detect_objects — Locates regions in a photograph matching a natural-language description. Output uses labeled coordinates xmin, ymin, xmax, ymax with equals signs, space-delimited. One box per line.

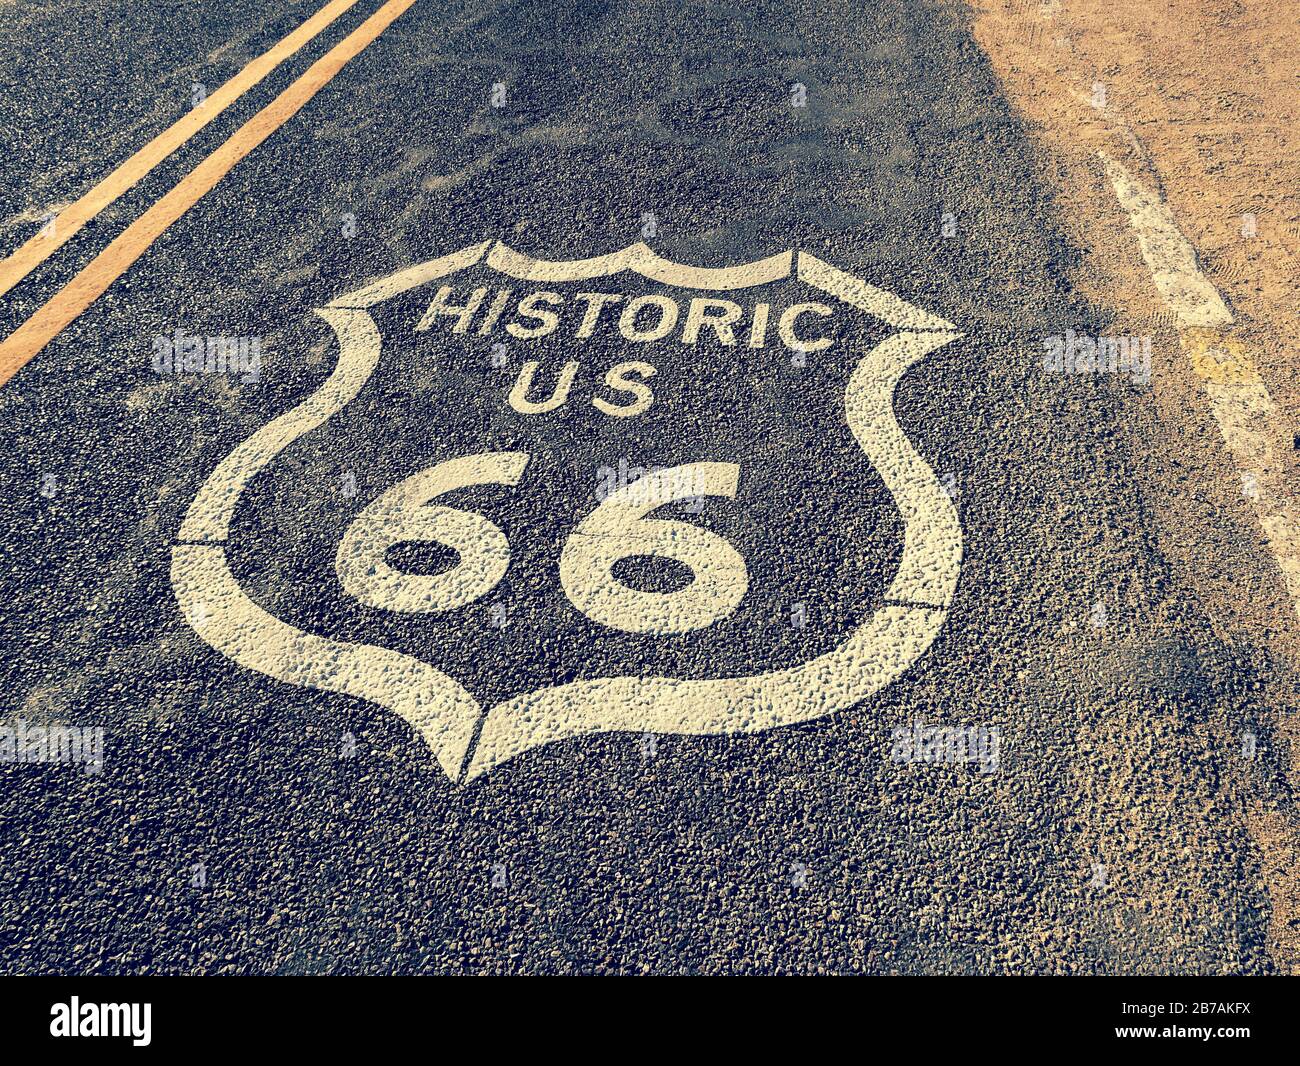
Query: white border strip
xmin=1101 ymin=151 xmax=1300 ymax=620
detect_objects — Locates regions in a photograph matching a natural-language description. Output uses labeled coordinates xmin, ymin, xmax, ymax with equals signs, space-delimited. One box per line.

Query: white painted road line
xmin=1101 ymin=150 xmax=1300 ymax=621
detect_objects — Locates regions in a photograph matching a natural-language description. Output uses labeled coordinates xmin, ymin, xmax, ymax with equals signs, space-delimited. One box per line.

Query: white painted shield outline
xmin=171 ymin=241 xmax=963 ymax=782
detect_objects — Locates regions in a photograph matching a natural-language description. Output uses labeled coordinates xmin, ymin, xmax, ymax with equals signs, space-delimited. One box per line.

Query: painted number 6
xmin=335 ymin=452 xmax=748 ymax=635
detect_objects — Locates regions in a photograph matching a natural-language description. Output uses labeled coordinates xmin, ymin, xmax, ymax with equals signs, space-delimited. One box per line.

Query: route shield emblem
xmin=171 ymin=241 xmax=963 ymax=782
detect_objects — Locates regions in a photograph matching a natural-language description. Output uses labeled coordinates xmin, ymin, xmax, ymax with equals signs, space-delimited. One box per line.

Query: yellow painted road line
xmin=0 ymin=0 xmax=420 ymax=390
xmin=0 ymin=0 xmax=363 ymax=302
xmin=1101 ymin=151 xmax=1300 ymax=622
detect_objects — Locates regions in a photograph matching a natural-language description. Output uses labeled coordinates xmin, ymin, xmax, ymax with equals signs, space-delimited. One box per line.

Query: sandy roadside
xmin=971 ymin=0 xmax=1300 ymax=973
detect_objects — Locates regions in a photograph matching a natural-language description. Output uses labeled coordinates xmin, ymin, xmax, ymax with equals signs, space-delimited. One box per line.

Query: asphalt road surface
xmin=0 ymin=0 xmax=1291 ymax=974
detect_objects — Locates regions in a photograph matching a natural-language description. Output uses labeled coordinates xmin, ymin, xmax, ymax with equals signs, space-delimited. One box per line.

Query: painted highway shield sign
xmin=171 ymin=241 xmax=963 ymax=782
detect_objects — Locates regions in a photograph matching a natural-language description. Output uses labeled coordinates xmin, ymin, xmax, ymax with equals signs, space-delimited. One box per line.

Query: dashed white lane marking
xmin=1101 ymin=150 xmax=1300 ymax=621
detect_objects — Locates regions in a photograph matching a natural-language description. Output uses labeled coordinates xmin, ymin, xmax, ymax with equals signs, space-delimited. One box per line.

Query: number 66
xmin=335 ymin=452 xmax=748 ymax=634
